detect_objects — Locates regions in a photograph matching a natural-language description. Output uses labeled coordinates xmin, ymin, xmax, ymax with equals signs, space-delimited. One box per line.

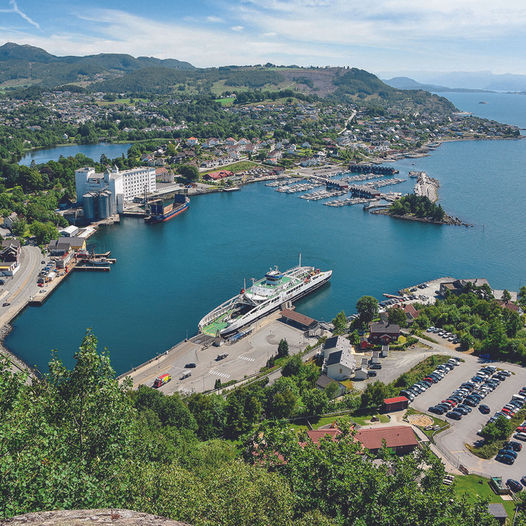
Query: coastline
xmin=371 ymin=208 xmax=472 ymax=227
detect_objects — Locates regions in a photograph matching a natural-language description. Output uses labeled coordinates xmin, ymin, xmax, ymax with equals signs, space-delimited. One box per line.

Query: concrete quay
xmin=120 ymin=311 xmax=317 ymax=395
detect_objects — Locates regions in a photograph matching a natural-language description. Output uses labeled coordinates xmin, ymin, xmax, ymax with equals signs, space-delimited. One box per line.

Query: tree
xmin=519 ymin=286 xmax=526 ymax=309
xmin=356 ymin=295 xmax=378 ymax=324
xmin=325 ymin=381 xmax=340 ymax=400
xmin=361 ymin=380 xmax=389 ymax=409
xmin=332 ymin=311 xmax=347 ymax=335
xmin=11 ymin=218 xmax=27 ymax=237
xmin=501 ymin=289 xmax=512 ymax=302
xmin=178 ymin=164 xmax=199 ymax=182
xmin=388 ymin=306 xmax=407 ymax=328
xmin=302 ymin=388 xmax=328 ymax=416
xmin=282 ymin=355 xmax=302 ymax=377
xmin=277 ymin=338 xmax=289 ymax=358
xmin=29 ymin=221 xmax=58 ymax=245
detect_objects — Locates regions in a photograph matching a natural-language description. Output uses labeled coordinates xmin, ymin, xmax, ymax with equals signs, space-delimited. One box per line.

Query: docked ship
xmin=145 ymin=194 xmax=189 ymax=223
xmin=198 ymin=259 xmax=332 ymax=338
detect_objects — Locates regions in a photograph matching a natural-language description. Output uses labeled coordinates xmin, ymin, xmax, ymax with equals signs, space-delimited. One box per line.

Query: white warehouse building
xmin=75 ymin=166 xmax=156 ymax=214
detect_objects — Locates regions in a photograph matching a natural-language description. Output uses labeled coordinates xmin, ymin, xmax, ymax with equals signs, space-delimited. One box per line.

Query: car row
xmin=429 ymin=365 xmax=505 ymax=419
xmin=401 ymin=357 xmax=460 ymax=402
xmin=426 ymin=327 xmax=460 ymax=344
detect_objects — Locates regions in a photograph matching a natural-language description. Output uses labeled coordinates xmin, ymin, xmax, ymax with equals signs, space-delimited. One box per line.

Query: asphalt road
xmin=0 ymin=245 xmax=43 ymax=328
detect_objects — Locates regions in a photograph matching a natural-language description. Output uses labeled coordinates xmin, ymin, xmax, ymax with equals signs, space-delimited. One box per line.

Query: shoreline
xmin=371 ymin=208 xmax=472 ymax=227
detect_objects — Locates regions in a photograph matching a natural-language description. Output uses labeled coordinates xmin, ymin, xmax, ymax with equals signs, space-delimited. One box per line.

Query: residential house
xmin=355 ymin=425 xmax=418 ymax=455
xmin=315 ymin=374 xmax=346 ymax=397
xmin=3 ymin=212 xmax=18 ymax=230
xmin=369 ymin=322 xmax=400 ymax=343
xmin=0 ymin=239 xmax=21 ymax=275
xmin=186 ymin=137 xmax=199 ymax=146
xmin=325 ymin=348 xmax=356 ymax=381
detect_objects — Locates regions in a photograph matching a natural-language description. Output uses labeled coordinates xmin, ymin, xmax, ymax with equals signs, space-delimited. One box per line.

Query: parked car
xmin=370 ymin=363 xmax=382 ymax=370
xmin=446 ymin=411 xmax=462 ymax=420
xmin=180 ymin=372 xmax=191 ymax=380
xmin=507 ymin=479 xmax=523 ymax=492
xmin=185 ymin=362 xmax=197 ymax=368
xmin=479 ymin=404 xmax=490 ymax=414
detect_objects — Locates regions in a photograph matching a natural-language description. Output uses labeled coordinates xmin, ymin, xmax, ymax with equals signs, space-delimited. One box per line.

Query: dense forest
xmin=0 ymin=332 xmax=518 ymax=525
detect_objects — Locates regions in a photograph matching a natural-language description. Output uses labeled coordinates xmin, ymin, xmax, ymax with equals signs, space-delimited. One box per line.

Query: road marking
xmin=210 ymin=370 xmax=231 ymax=379
xmin=239 ymin=355 xmax=255 ymax=362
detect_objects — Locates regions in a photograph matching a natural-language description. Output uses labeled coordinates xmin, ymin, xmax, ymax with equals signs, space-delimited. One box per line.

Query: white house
xmin=323 ymin=336 xmax=353 ymax=360
xmin=325 ymin=348 xmax=356 ymax=381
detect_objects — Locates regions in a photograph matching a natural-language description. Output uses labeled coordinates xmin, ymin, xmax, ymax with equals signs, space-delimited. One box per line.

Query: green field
xmin=203 ymin=160 xmax=259 ymax=174
xmin=214 ymin=97 xmax=235 ymax=106
xmin=453 ymin=474 xmax=516 ymax=518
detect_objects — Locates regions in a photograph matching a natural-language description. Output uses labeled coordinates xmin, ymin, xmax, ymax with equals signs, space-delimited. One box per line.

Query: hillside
xmin=0 ymin=42 xmax=194 ymax=88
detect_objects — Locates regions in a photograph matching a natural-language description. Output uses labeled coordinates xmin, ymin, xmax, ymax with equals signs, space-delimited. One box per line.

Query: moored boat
xmin=198 ymin=258 xmax=332 ymax=338
xmin=146 ymin=194 xmax=189 ymax=223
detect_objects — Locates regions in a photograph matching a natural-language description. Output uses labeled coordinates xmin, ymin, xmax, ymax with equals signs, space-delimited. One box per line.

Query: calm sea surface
xmin=6 ymin=93 xmax=526 ymax=373
xmin=19 ymin=143 xmax=131 ymax=166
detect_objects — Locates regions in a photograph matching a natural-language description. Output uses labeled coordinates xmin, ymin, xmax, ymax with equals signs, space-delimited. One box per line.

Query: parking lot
xmin=411 ymin=357 xmax=526 ymax=480
xmin=125 ymin=317 xmax=317 ymax=395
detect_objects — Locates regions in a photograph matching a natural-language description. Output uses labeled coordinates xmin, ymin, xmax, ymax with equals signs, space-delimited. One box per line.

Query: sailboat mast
xmin=299 ymin=252 xmax=302 ymax=268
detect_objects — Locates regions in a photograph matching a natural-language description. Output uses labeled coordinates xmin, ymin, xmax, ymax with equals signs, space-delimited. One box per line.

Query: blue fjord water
xmin=20 ymin=142 xmax=131 ymax=166
xmin=6 ymin=93 xmax=526 ymax=374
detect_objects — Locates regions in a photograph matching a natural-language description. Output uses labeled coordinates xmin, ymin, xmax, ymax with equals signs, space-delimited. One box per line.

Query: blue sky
xmin=1 ymin=0 xmax=526 ymax=74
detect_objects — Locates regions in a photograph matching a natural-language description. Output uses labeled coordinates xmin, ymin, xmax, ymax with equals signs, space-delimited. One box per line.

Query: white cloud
xmin=0 ymin=0 xmax=40 ymax=29
xmin=0 ymin=3 xmax=525 ymax=73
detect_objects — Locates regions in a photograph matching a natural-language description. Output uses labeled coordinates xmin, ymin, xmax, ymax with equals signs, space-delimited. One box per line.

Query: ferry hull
xmin=219 ymin=274 xmax=331 ymax=337
xmin=146 ymin=201 xmax=189 ymax=223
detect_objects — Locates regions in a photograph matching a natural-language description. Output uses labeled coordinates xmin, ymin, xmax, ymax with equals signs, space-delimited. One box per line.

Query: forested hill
xmin=0 ymin=42 xmax=195 ymax=88
xmin=0 ymin=43 xmax=455 ymax=112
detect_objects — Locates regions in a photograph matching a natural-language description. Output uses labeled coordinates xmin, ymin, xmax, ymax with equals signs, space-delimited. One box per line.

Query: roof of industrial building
xmin=355 ymin=426 xmax=418 ymax=451
xmin=488 ymin=503 xmax=507 ymax=519
xmin=280 ymin=308 xmax=317 ymax=327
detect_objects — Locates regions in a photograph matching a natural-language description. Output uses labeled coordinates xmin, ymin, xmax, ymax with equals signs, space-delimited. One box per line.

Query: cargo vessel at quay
xmin=199 ymin=259 xmax=332 ymax=337
xmin=145 ymin=194 xmax=189 ymax=223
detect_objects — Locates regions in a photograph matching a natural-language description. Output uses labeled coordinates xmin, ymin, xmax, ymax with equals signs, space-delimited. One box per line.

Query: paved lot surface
xmin=126 ymin=317 xmax=316 ymax=395
xmin=412 ymin=356 xmax=526 ymax=479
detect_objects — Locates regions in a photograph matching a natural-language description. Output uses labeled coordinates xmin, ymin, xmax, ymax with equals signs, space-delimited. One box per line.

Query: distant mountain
xmin=383 ymin=77 xmax=448 ymax=91
xmin=380 ymin=70 xmax=526 ymax=92
xmin=0 ymin=42 xmax=195 ymax=88
xmin=383 ymin=76 xmax=492 ymax=93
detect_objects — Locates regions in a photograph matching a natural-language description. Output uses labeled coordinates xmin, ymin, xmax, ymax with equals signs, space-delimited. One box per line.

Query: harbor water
xmin=6 ymin=92 xmax=526 ymax=374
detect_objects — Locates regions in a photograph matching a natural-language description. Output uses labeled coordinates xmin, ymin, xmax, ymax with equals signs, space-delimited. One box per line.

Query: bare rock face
xmin=1 ymin=509 xmax=191 ymax=526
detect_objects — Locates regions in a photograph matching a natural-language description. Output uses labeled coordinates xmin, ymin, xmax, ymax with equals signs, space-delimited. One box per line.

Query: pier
xmin=348 ymin=163 xmax=399 ymax=175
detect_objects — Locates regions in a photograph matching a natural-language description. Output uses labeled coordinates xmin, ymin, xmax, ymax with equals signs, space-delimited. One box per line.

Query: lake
xmin=6 ymin=92 xmax=526 ymax=374
xmin=19 ymin=143 xmax=131 ymax=166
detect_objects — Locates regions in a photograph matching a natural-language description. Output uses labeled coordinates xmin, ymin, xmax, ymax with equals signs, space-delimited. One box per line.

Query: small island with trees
xmin=373 ymin=194 xmax=469 ymax=226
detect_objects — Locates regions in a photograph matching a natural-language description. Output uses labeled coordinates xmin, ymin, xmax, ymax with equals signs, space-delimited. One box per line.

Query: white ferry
xmin=198 ymin=258 xmax=332 ymax=338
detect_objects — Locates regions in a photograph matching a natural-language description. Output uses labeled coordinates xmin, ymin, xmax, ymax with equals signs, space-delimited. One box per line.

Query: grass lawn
xmin=351 ymin=414 xmax=390 ymax=425
xmin=203 ymin=160 xmax=258 ymax=174
xmin=453 ymin=474 xmax=516 ymax=518
xmin=214 ymin=97 xmax=234 ymax=106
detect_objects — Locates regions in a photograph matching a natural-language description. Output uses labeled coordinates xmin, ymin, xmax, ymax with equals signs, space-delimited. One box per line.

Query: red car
xmin=446 ymin=400 xmax=457 ymax=407
xmin=502 ymin=408 xmax=514 ymax=415
xmin=516 ymin=426 xmax=526 ymax=433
